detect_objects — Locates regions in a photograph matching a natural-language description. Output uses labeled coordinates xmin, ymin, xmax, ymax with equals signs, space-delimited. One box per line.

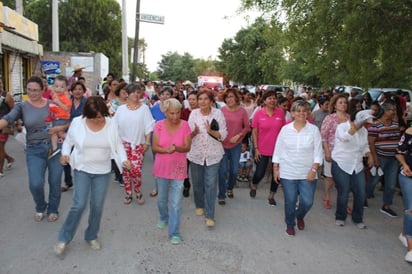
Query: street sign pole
xmin=131 ymin=0 xmax=141 ymax=82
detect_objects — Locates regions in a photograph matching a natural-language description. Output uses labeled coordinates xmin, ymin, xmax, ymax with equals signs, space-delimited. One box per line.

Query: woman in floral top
xmin=187 ymin=88 xmax=227 ymax=228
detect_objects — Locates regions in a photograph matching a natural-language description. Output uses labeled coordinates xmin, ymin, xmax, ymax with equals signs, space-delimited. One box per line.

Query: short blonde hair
xmin=161 ymin=98 xmax=182 ymax=113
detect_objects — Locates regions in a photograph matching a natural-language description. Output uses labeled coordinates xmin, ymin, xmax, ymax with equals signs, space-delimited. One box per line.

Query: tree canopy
xmin=240 ymin=0 xmax=412 ymax=88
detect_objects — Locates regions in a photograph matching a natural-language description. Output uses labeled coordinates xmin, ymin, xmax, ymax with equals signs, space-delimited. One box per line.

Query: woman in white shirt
xmin=54 ymin=96 xmax=130 ymax=256
xmin=332 ymin=109 xmax=373 ymax=229
xmin=273 ymin=100 xmax=323 ymax=237
xmin=114 ymin=83 xmax=155 ymax=205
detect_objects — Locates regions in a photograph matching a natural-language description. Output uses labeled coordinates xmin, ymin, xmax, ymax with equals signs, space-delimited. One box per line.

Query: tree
xmin=21 ymin=0 xmax=123 ymax=77
xmin=241 ymin=0 xmax=412 ymax=88
xmin=218 ymin=17 xmax=284 ymax=85
xmin=156 ymin=52 xmax=197 ymax=82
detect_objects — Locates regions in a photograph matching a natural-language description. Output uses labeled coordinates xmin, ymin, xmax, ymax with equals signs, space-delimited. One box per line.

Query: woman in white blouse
xmin=332 ymin=109 xmax=373 ymax=229
xmin=187 ymin=88 xmax=227 ymax=228
xmin=54 ymin=96 xmax=130 ymax=256
xmin=273 ymin=100 xmax=323 ymax=237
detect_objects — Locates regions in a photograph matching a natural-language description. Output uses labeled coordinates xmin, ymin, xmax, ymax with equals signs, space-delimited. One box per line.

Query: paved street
xmin=0 ymin=137 xmax=410 ymax=273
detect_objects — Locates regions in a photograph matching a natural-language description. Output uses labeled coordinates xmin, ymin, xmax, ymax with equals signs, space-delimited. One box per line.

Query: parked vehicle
xmin=367 ymin=88 xmax=412 ymax=122
xmin=335 ymin=85 xmax=363 ymax=95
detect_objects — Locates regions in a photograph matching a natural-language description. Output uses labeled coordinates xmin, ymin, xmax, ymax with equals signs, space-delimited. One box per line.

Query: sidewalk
xmin=0 ymin=137 xmax=410 ymax=273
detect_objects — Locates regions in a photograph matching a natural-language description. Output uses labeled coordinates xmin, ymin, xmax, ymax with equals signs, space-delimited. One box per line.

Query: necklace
xmin=127 ymin=103 xmax=140 ymax=110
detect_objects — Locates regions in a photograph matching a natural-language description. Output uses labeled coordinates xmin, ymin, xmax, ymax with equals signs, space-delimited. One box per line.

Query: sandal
xmin=136 ymin=193 xmax=145 ymax=205
xmin=47 ymin=213 xmax=59 ymax=222
xmin=227 ymin=190 xmax=234 ymax=199
xmin=6 ymin=160 xmax=14 ymax=170
xmin=34 ymin=212 xmax=44 ymax=222
xmin=149 ymin=189 xmax=158 ymax=197
xmin=123 ymin=196 xmax=133 ymax=205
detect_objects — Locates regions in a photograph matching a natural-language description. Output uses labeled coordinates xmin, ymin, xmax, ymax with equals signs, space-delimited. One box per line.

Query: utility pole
xmin=15 ymin=0 xmax=23 ymax=14
xmin=121 ymin=0 xmax=129 ymax=82
xmin=131 ymin=0 xmax=141 ymax=82
xmin=52 ymin=0 xmax=59 ymax=52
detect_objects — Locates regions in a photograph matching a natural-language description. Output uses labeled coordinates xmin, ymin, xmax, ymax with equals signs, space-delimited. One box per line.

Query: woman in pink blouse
xmin=320 ymin=94 xmax=349 ymax=209
xmin=218 ymin=88 xmax=250 ymax=204
xmin=152 ymin=98 xmax=191 ymax=245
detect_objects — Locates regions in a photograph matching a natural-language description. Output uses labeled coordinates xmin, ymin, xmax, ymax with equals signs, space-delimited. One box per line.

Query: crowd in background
xmin=0 ymin=70 xmax=410 ymax=262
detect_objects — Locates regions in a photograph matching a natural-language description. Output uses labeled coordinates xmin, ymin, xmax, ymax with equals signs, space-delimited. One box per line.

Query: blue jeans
xmin=332 ymin=161 xmax=365 ymax=223
xmin=26 ymin=142 xmax=63 ymax=214
xmin=366 ymin=156 xmax=398 ymax=206
xmin=398 ymin=173 xmax=412 ymax=237
xmin=156 ymin=177 xmax=184 ymax=238
xmin=59 ymin=170 xmax=110 ymax=243
xmin=281 ymin=178 xmax=317 ymax=227
xmin=190 ymin=161 xmax=220 ymax=219
xmin=252 ymin=155 xmax=279 ymax=193
xmin=218 ymin=143 xmax=241 ymax=198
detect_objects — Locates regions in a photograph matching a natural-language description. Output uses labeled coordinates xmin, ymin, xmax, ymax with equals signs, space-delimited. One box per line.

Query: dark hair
xmin=278 ymin=96 xmax=288 ymax=105
xmin=160 ymin=86 xmax=173 ymax=95
xmin=262 ymin=90 xmax=277 ymax=101
xmin=27 ymin=76 xmax=43 ymax=90
xmin=54 ymin=75 xmax=68 ymax=86
xmin=114 ymin=82 xmax=128 ymax=97
xmin=70 ymin=81 xmax=86 ymax=93
xmin=223 ymin=88 xmax=241 ymax=104
xmin=83 ymin=96 xmax=110 ymax=118
xmin=78 ymin=76 xmax=86 ymax=81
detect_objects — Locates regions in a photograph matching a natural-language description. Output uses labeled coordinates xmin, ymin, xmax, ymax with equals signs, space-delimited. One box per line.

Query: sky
xmin=117 ymin=0 xmax=259 ymax=72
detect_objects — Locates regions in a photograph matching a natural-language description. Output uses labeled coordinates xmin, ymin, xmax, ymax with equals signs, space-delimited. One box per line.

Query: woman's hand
xmin=306 ymin=169 xmax=316 ymax=182
xmin=273 ymin=170 xmax=280 ymax=184
xmin=165 ymin=144 xmax=176 ymax=154
xmin=229 ymin=134 xmax=241 ymax=144
xmin=191 ymin=124 xmax=199 ymax=138
xmin=143 ymin=143 xmax=150 ymax=153
xmin=60 ymin=155 xmax=70 ymax=165
xmin=122 ymin=160 xmax=131 ymax=170
xmin=402 ymin=165 xmax=412 ymax=177
xmin=254 ymin=148 xmax=261 ymax=162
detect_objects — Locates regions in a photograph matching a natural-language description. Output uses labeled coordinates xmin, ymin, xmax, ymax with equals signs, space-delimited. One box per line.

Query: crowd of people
xmin=0 ymin=73 xmax=410 ymax=262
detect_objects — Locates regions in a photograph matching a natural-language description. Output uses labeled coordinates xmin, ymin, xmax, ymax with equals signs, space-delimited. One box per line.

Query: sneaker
xmin=195 ymin=208 xmax=204 ymax=216
xmin=268 ymin=198 xmax=276 ymax=206
xmin=356 ymin=222 xmax=367 ymax=229
xmin=205 ymin=218 xmax=215 ymax=227
xmin=170 ymin=236 xmax=181 ymax=245
xmin=218 ymin=199 xmax=226 ymax=206
xmin=285 ymin=226 xmax=295 ymax=237
xmin=236 ymin=175 xmax=243 ymax=181
xmin=119 ymin=182 xmax=124 ymax=187
xmin=380 ymin=206 xmax=398 ymax=217
xmin=297 ymin=218 xmax=305 ymax=230
xmin=399 ymin=233 xmax=408 ymax=248
xmin=48 ymin=148 xmax=61 ymax=159
xmin=88 ymin=239 xmax=101 ymax=250
xmin=54 ymin=242 xmax=66 ymax=256
xmin=335 ymin=220 xmax=345 ymax=226
xmin=405 ymin=250 xmax=412 ymax=263
xmin=157 ymin=220 xmax=167 ymax=229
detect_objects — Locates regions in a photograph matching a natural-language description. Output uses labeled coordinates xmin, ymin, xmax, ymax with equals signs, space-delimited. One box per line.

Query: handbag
xmin=208 ymin=118 xmax=220 ymax=141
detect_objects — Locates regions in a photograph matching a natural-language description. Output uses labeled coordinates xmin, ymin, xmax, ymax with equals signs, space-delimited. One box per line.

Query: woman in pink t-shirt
xmin=152 ymin=98 xmax=192 ymax=245
xmin=250 ymin=90 xmax=286 ymax=205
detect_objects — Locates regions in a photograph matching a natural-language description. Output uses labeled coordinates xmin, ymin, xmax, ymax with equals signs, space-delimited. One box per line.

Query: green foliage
xmin=241 ymin=0 xmax=412 ymax=88
xmin=23 ymin=0 xmax=123 ymax=77
xmin=156 ymin=52 xmax=198 ymax=82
